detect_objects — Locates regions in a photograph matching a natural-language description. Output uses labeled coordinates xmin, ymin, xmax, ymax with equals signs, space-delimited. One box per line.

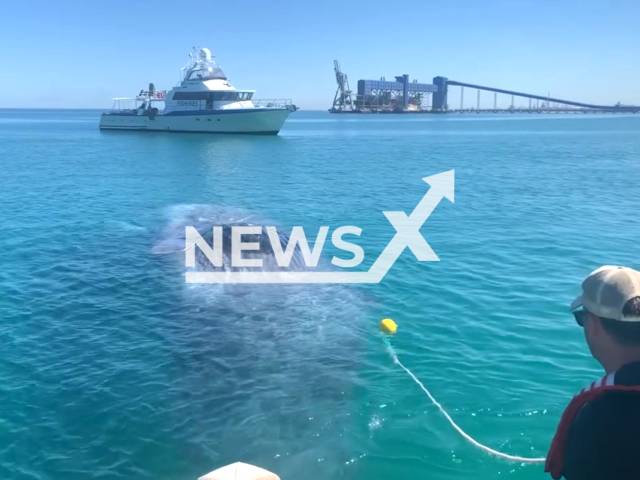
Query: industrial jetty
xmin=329 ymin=60 xmax=640 ymax=114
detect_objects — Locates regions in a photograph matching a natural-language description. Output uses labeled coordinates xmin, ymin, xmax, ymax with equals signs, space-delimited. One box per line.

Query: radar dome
xmin=200 ymin=48 xmax=212 ymax=62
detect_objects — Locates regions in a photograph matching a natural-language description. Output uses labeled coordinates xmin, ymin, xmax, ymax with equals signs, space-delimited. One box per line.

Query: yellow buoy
xmin=379 ymin=318 xmax=397 ymax=334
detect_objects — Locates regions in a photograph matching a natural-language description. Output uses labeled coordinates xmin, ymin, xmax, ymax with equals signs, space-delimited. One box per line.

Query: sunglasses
xmin=573 ymin=309 xmax=587 ymax=327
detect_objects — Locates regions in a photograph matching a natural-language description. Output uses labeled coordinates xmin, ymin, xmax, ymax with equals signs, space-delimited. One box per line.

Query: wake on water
xmin=150 ymin=205 xmax=375 ymax=478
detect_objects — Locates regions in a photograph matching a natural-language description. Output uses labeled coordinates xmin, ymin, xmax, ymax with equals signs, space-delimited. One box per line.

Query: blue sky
xmin=1 ymin=0 xmax=639 ymax=110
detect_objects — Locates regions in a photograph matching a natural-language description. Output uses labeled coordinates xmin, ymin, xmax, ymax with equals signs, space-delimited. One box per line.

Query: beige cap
xmin=571 ymin=265 xmax=640 ymax=321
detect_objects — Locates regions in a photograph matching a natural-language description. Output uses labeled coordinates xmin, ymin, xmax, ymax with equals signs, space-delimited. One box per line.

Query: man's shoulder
xmin=575 ymin=387 xmax=640 ymax=426
xmin=563 ymin=391 xmax=640 ymax=479
xmin=576 ymin=362 xmax=640 ymax=423
xmin=562 ymin=365 xmax=640 ymax=480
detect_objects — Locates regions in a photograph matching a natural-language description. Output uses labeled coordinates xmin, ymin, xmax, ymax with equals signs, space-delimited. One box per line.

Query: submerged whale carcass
xmin=150 ymin=205 xmax=373 ymax=480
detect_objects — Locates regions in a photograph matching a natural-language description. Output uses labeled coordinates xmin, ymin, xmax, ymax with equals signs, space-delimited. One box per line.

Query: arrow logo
xmin=366 ymin=169 xmax=454 ymax=282
xmin=186 ymin=170 xmax=454 ymax=284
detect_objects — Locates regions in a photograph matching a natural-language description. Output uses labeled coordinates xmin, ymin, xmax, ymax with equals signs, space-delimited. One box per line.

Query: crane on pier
xmin=329 ymin=60 xmax=354 ymax=112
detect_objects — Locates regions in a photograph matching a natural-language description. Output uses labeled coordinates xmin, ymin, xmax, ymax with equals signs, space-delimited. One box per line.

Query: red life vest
xmin=545 ymin=372 xmax=640 ymax=479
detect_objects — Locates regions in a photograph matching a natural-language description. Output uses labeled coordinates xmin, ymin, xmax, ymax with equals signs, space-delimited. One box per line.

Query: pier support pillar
xmin=432 ymin=76 xmax=448 ymax=111
xmin=402 ymin=74 xmax=409 ymax=110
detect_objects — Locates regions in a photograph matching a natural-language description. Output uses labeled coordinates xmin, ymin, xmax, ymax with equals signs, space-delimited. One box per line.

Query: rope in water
xmin=382 ymin=336 xmax=546 ymax=464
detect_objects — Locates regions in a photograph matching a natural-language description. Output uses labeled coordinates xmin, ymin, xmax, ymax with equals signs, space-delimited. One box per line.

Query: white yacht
xmin=99 ymin=47 xmax=297 ymax=135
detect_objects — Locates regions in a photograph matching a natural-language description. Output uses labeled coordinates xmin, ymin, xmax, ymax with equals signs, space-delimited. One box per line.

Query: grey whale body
xmin=150 ymin=205 xmax=372 ymax=479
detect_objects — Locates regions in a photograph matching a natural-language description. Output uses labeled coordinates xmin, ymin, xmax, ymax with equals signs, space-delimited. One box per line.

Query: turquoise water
xmin=2 ymin=109 xmax=640 ymax=480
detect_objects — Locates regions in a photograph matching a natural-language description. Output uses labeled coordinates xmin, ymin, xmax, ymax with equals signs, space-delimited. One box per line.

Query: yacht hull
xmin=99 ymin=108 xmax=292 ymax=135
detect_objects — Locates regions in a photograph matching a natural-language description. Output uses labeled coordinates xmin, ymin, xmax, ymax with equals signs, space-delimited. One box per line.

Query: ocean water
xmin=2 ymin=109 xmax=640 ymax=480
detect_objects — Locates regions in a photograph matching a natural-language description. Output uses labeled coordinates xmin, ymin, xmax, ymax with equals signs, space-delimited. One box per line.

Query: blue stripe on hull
xmin=99 ymin=126 xmax=280 ymax=135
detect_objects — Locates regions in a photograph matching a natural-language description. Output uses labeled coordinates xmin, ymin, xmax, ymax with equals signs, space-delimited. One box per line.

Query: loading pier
xmin=329 ymin=61 xmax=640 ymax=114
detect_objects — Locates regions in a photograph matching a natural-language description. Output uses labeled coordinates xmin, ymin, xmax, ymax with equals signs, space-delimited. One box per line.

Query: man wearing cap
xmin=545 ymin=265 xmax=640 ymax=480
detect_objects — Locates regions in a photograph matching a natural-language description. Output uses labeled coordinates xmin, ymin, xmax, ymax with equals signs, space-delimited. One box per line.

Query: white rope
xmin=384 ymin=339 xmax=546 ymax=464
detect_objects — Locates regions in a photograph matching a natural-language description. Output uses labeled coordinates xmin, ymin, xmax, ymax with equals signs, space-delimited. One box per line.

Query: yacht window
xmin=187 ymin=68 xmax=227 ymax=81
xmin=220 ymin=92 xmax=238 ymax=101
xmin=173 ymin=92 xmax=209 ymax=100
xmin=206 ymin=92 xmax=247 ymax=102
